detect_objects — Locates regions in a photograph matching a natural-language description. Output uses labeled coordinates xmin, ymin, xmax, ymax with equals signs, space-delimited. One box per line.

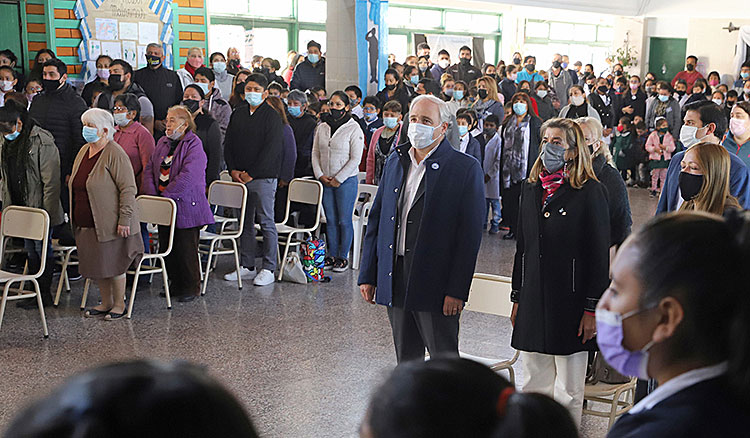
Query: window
xmin=388 ymin=6 xmax=441 ymax=29
xmin=549 ymin=22 xmax=575 ymax=40
xmin=248 ymin=0 xmax=293 ymax=18
xmin=484 ymin=39 xmax=496 ymax=65
xmin=573 ymin=24 xmax=597 ymax=42
xmin=445 ymin=12 xmax=471 ymax=32
xmin=525 ymin=21 xmax=549 ymax=39
xmin=389 ymin=34 xmax=408 ymax=65
xmin=298 ymin=30 xmax=326 ymax=53
xmin=249 ymin=28 xmax=289 ymax=64
xmin=298 ymin=0 xmax=326 ymax=23
xmin=209 ymin=0 xmax=248 ymax=15
xmin=209 ymin=24 xmax=247 ymax=64
xmin=524 ymin=19 xmax=613 ymax=70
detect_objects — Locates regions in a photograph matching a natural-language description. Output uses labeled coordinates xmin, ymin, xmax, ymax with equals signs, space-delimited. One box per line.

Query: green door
xmin=648 ymin=37 xmax=687 ymax=82
xmin=0 ymin=2 xmax=23 ymax=75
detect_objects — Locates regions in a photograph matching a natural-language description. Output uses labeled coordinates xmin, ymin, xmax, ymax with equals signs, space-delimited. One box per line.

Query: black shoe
xmin=332 ymin=258 xmax=349 ymax=273
xmin=502 ymin=232 xmax=515 ymax=240
xmin=324 ymin=257 xmax=335 ymax=268
xmin=104 ymin=310 xmax=127 ymax=320
xmin=84 ymin=307 xmax=112 ymax=317
xmin=67 ymin=266 xmax=82 ymax=281
xmin=177 ymin=295 xmax=198 ymax=303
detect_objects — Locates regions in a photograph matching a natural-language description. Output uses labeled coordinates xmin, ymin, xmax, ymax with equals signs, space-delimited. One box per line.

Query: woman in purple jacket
xmin=143 ymin=105 xmax=214 ymax=301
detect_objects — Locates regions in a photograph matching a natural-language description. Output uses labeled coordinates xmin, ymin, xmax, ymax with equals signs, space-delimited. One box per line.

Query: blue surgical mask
xmin=4 ymin=127 xmax=19 ymax=141
xmin=458 ymin=125 xmax=469 ymax=136
xmin=383 ymin=117 xmax=398 ymax=129
xmin=308 ymin=54 xmax=320 ymax=64
xmin=742 ymin=72 xmax=750 ymax=79
xmin=513 ymin=102 xmax=527 ymax=116
xmin=213 ymin=61 xmax=227 ymax=74
xmin=246 ymin=92 xmax=263 ymax=107
xmin=196 ymin=82 xmax=210 ymax=95
xmin=453 ymin=90 xmax=464 ymax=100
xmin=658 ymin=94 xmax=669 ymax=102
xmin=82 ymin=126 xmax=101 ymax=144
xmin=288 ymin=105 xmax=302 ymax=117
xmin=410 ymin=75 xmax=419 ymax=85
xmin=364 ymin=112 xmax=377 ymax=122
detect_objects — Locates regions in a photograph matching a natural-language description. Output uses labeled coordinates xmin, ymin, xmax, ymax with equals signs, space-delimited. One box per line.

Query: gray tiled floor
xmin=0 ymin=188 xmax=657 ymax=438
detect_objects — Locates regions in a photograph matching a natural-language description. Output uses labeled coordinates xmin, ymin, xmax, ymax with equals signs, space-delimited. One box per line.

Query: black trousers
xmin=501 ymin=182 xmax=522 ymax=233
xmin=387 ymin=257 xmax=460 ymax=363
xmin=158 ymin=225 xmax=201 ymax=297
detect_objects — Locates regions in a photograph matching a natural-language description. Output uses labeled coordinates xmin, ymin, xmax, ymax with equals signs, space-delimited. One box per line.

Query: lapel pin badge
xmin=559 ymin=207 xmax=567 ymax=216
xmin=431 ymin=163 xmax=439 ymax=170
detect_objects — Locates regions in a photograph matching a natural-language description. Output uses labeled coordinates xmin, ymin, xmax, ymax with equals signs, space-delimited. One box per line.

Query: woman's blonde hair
xmin=679 ymin=142 xmax=740 ymax=215
xmin=476 ymin=75 xmax=500 ymax=102
xmin=440 ymin=73 xmax=454 ymax=87
xmin=187 ymin=47 xmax=204 ymax=58
xmin=528 ymin=118 xmax=598 ymax=189
xmin=167 ymin=105 xmax=197 ymax=133
xmin=575 ymin=116 xmax=615 ymax=167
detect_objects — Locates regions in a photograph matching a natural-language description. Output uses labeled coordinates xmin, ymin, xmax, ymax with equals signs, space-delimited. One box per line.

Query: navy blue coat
xmin=290 ymin=58 xmax=325 ymax=91
xmin=358 ymin=138 xmax=485 ymax=313
xmin=656 ymin=149 xmax=750 ymax=213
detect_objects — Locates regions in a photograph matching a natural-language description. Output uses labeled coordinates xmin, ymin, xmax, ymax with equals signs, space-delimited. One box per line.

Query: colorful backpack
xmin=300 ymin=238 xmax=326 ymax=282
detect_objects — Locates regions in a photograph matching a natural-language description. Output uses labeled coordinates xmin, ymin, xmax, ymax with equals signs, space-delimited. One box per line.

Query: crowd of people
xmin=2 ymin=38 xmax=750 ymax=437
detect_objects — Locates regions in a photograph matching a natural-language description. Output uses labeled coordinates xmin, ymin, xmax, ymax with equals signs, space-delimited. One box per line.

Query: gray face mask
xmin=540 ymin=142 xmax=567 ymax=173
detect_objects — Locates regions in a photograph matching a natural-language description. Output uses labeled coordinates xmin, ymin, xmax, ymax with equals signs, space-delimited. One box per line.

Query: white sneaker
xmin=224 ymin=267 xmax=256 ymax=281
xmin=253 ymin=269 xmax=275 ymax=286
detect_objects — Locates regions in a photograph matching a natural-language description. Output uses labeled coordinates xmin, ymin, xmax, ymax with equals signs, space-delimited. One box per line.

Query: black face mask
xmin=181 ymin=99 xmax=200 ymax=113
xmin=525 ymin=64 xmax=535 ymax=72
xmin=686 ymin=64 xmax=695 ymax=71
xmin=487 ymin=73 xmax=497 ymax=80
xmin=598 ymin=85 xmax=609 ymax=94
xmin=478 ymin=89 xmax=488 ymax=99
xmin=513 ymin=58 xmax=521 ymax=65
xmin=385 ymin=83 xmax=396 ymax=91
xmin=679 ymin=172 xmax=703 ymax=201
xmin=728 ymin=100 xmax=737 ymax=108
xmin=146 ymin=55 xmax=161 ymax=68
xmin=552 ymin=61 xmax=561 ymax=69
xmin=519 ymin=88 xmax=530 ymax=95
xmin=329 ymin=108 xmax=346 ymax=119
xmin=614 ymin=70 xmax=623 ymax=76
xmin=460 ymin=57 xmax=471 ymax=65
xmin=42 ymin=79 xmax=61 ymax=92
xmin=108 ymin=74 xmax=125 ymax=91
xmin=676 ymin=90 xmax=686 ymax=97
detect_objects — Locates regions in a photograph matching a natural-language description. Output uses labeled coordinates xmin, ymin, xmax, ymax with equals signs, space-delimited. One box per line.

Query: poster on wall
xmin=74 ymin=0 xmax=174 ymax=82
xmin=355 ymin=0 xmax=388 ymax=96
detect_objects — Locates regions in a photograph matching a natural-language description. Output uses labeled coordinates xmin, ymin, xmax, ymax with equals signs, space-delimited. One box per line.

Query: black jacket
xmin=592 ymin=154 xmax=632 ymax=247
xmin=290 ymin=58 xmax=325 ymax=91
xmin=608 ymin=376 xmax=750 ymax=438
xmin=28 ymin=83 xmax=87 ymax=178
xmin=133 ymin=65 xmax=183 ymax=121
xmin=589 ymin=92 xmax=615 ymax=128
xmin=375 ymin=86 xmax=411 ymax=116
xmin=224 ymin=100 xmax=283 ymax=179
xmin=620 ymin=89 xmax=647 ymax=121
xmin=194 ymin=112 xmax=223 ymax=186
xmin=81 ymin=78 xmax=106 ymax=107
xmin=511 ymin=179 xmax=610 ymax=355
xmin=447 ymin=61 xmax=481 ymax=84
xmin=289 ymin=113 xmax=318 ymax=178
xmin=499 ymin=78 xmax=517 ymax=103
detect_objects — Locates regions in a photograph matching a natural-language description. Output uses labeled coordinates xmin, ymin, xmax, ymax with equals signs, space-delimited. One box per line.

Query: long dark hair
xmin=365 ymin=358 xmax=579 ymax=438
xmin=0 ymin=99 xmax=34 ymax=204
xmin=628 ymin=212 xmax=750 ymax=401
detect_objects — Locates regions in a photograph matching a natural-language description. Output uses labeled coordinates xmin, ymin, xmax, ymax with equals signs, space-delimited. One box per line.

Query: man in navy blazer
xmin=358 ymin=95 xmax=485 ymax=363
xmin=656 ymin=101 xmax=750 ymax=214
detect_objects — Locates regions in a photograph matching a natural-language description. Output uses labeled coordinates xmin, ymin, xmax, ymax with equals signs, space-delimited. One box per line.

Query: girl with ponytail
xmin=596 ymin=211 xmax=750 ymax=437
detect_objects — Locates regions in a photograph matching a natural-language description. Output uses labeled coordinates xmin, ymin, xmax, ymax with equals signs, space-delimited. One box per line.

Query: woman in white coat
xmin=312 ymin=90 xmax=365 ymax=273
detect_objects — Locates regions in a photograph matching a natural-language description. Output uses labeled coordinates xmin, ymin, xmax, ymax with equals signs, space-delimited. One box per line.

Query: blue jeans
xmin=322 ymin=175 xmax=358 ymax=260
xmin=485 ymin=198 xmax=501 ymax=228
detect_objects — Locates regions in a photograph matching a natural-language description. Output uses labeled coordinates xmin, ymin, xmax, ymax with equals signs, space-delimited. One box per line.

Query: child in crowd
xmin=455 ymin=112 xmax=482 ymax=163
xmin=611 ymin=116 xmax=636 ymax=183
xmin=482 ymin=117 xmax=502 ymax=234
xmin=634 ymin=120 xmax=650 ymax=187
xmin=358 ymin=96 xmax=384 ymax=161
xmin=645 ymin=116 xmax=676 ymax=197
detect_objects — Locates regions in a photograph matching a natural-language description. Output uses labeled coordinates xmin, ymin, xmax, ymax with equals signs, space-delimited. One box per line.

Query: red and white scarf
xmin=539 ymin=167 xmax=567 ymax=206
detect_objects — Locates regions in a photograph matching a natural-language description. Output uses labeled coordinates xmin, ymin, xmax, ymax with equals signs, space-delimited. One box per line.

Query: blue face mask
xmin=513 ymin=102 xmax=527 ymax=116
xmin=383 ymin=117 xmax=398 ymax=129
xmin=288 ymin=105 xmax=302 ymax=117
xmin=364 ymin=112 xmax=377 ymax=122
xmin=213 ymin=61 xmax=226 ymax=74
xmin=658 ymin=94 xmax=669 ymax=102
xmin=458 ymin=125 xmax=469 ymax=136
xmin=196 ymin=82 xmax=210 ymax=95
xmin=4 ymin=124 xmax=20 ymax=141
xmin=308 ymin=54 xmax=320 ymax=64
xmin=246 ymin=92 xmax=264 ymax=107
xmin=453 ymin=90 xmax=464 ymax=100
xmin=82 ymin=126 xmax=101 ymax=144
xmin=410 ymin=75 xmax=419 ymax=85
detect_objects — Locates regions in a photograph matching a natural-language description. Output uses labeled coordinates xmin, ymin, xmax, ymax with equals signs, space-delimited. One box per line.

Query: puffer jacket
xmin=312 ymin=118 xmax=364 ymax=183
xmin=0 ymin=124 xmax=64 ymax=226
xmin=28 ymin=82 xmax=87 ymax=178
xmin=290 ymin=58 xmax=326 ymax=91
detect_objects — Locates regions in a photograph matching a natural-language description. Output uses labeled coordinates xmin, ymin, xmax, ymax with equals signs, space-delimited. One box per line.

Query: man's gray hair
xmin=146 ymin=43 xmax=162 ymax=52
xmin=81 ymin=108 xmax=115 ymax=141
xmin=287 ymin=89 xmax=308 ymax=106
xmin=410 ymin=94 xmax=450 ymax=124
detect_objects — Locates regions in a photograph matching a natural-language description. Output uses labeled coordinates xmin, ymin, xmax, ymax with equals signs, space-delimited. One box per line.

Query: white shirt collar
xmin=408 ymin=140 xmax=440 ymax=167
xmin=459 ymin=134 xmax=469 ymax=153
xmin=629 ymin=362 xmax=728 ymax=414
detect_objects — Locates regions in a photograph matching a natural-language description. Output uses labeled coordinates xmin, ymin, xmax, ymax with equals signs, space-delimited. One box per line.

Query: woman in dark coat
xmin=181 ymin=84 xmax=222 ymax=186
xmin=509 ymin=117 xmax=610 ymax=426
xmin=375 ymin=68 xmax=411 ymax=116
xmin=499 ymin=92 xmax=541 ymax=239
xmin=577 ymin=116 xmax=632 ymax=247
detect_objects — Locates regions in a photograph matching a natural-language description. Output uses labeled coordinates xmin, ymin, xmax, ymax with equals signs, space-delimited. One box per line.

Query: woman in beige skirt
xmin=71 ymin=108 xmax=143 ymax=320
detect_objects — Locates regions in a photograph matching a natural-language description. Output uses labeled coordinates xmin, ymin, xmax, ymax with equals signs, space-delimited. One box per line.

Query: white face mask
xmin=438 ymin=59 xmax=450 ymax=69
xmin=113 ymin=112 xmax=131 ymax=127
xmin=407 ymin=122 xmax=442 ymax=149
xmin=679 ymin=125 xmax=704 ymax=148
xmin=167 ymin=123 xmax=185 ymax=141
xmin=570 ymin=95 xmax=585 ymax=106
xmin=0 ymin=80 xmax=14 ymax=92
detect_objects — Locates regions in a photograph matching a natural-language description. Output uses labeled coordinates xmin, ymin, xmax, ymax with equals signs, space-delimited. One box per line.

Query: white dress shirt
xmin=629 ymin=361 xmax=728 ymax=414
xmin=397 ymin=145 xmax=438 ymax=256
xmin=458 ymin=133 xmax=469 ymax=153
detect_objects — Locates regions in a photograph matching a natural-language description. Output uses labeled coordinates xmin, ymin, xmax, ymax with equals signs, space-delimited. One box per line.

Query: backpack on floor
xmin=300 ymin=238 xmax=326 ymax=282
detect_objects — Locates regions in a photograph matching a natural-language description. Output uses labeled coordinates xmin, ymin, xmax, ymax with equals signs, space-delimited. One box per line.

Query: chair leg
xmin=276 ymin=233 xmax=292 ymax=282
xmin=161 ymin=257 xmax=171 ymax=310
xmin=200 ymin=240 xmax=217 ymax=296
xmin=80 ymin=278 xmax=90 ymax=310
xmin=231 ymin=238 xmax=242 ymax=290
xmin=54 ymin=250 xmax=71 ymax=307
xmin=197 ymin=250 xmax=204 ymax=281
xmin=507 ymin=366 xmax=516 ymax=387
xmin=33 ymin=279 xmax=49 ymax=338
xmin=0 ymin=282 xmax=11 ymax=331
xmin=126 ymin=262 xmax=143 ymax=319
xmin=352 ymin=223 xmax=362 ymax=270
xmin=608 ymin=388 xmax=624 ymax=429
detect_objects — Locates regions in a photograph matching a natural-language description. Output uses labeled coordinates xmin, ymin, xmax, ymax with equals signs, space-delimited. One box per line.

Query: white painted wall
xmin=686 ymin=18 xmax=750 ymax=82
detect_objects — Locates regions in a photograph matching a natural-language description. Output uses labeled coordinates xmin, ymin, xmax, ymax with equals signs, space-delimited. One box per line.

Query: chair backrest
xmin=465 ymin=273 xmax=514 ymax=318
xmin=208 ymin=180 xmax=247 ymax=209
xmin=1 ymin=206 xmax=49 ymax=241
xmin=288 ymin=178 xmax=323 ymax=205
xmin=219 ymin=170 xmax=232 ymax=182
xmin=357 ymin=183 xmax=378 ymax=204
xmin=357 ymin=171 xmax=366 ymax=184
xmin=137 ymin=196 xmax=176 ymax=227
